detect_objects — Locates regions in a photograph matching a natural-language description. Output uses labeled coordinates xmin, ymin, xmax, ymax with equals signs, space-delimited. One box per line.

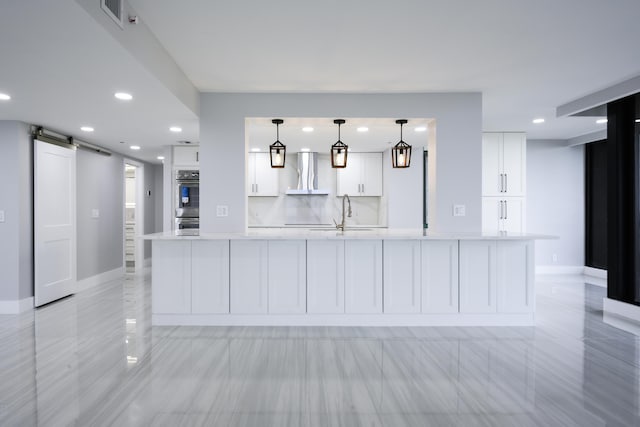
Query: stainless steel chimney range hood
xmin=286 ymin=152 xmax=330 ymax=195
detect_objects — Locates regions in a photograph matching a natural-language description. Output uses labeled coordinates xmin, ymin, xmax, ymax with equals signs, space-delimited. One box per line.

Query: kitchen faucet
xmin=334 ymin=194 xmax=352 ymax=231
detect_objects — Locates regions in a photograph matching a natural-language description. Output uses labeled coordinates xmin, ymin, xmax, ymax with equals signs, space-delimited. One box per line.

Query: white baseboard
xmin=152 ymin=313 xmax=536 ymax=327
xmin=0 ymin=296 xmax=34 ymax=314
xmin=536 ymin=265 xmax=584 ymax=275
xmin=584 ymin=266 xmax=607 ymax=279
xmin=603 ymin=297 xmax=640 ymax=325
xmin=76 ymin=266 xmax=124 ymax=292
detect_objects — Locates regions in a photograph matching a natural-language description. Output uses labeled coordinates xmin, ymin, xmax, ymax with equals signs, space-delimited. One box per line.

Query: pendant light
xmin=331 ymin=119 xmax=348 ymax=168
xmin=269 ymin=119 xmax=285 ymax=168
xmin=392 ymin=119 xmax=412 ymax=168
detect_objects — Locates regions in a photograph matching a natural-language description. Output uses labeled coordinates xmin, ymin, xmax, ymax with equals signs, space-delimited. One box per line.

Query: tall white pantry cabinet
xmin=482 ymin=132 xmax=526 ymax=233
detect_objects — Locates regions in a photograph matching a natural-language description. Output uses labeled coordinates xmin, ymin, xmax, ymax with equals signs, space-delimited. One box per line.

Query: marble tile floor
xmin=1 ymin=272 xmax=639 ymax=427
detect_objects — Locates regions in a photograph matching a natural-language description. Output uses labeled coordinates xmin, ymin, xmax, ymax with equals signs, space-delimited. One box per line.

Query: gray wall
xmin=527 ymin=140 xmax=585 ymax=267
xmin=143 ymin=163 xmax=160 ymax=258
xmin=200 ymin=93 xmax=482 ymax=233
xmin=0 ymin=121 xmax=32 ymax=301
xmin=76 ymin=149 xmax=126 ymax=280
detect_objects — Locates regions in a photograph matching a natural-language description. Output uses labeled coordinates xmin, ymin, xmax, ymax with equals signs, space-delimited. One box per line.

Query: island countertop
xmin=142 ymin=229 xmax=554 ymax=241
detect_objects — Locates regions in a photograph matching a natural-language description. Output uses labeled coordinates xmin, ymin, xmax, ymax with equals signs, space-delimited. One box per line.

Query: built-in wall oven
xmin=175 ymin=170 xmax=199 ymax=230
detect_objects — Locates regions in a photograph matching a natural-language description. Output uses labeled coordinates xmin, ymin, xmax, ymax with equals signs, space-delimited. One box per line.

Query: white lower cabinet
xmin=421 ymin=240 xmax=459 ymax=313
xmin=345 ymin=240 xmax=383 ymax=313
xmin=307 ymin=240 xmax=345 ymax=314
xmin=152 ymin=240 xmax=192 ymax=314
xmin=230 ymin=240 xmax=268 ymax=314
xmin=191 ymin=240 xmax=229 ymax=314
xmin=268 ymin=240 xmax=306 ymax=314
xmin=459 ymin=241 xmax=497 ymax=313
xmin=497 ymin=240 xmax=534 ymax=313
xmin=383 ymin=240 xmax=421 ymax=313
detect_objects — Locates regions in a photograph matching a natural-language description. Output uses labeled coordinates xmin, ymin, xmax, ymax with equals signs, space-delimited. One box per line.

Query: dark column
xmin=607 ymin=93 xmax=640 ymax=306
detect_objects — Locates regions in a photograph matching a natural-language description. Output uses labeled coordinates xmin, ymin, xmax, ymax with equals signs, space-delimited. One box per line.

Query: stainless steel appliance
xmin=175 ymin=170 xmax=199 ymax=230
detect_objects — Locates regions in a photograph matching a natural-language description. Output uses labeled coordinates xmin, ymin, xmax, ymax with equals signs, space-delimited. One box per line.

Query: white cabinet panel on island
xmin=383 ymin=240 xmax=421 ymax=313
xmin=268 ymin=240 xmax=306 ymax=314
xmin=191 ymin=240 xmax=229 ymax=314
xmin=230 ymin=240 xmax=268 ymax=313
xmin=497 ymin=240 xmax=534 ymax=313
xmin=421 ymin=240 xmax=459 ymax=313
xmin=459 ymin=241 xmax=497 ymax=313
xmin=307 ymin=240 xmax=345 ymax=314
xmin=152 ymin=240 xmax=191 ymax=314
xmin=345 ymin=240 xmax=383 ymax=313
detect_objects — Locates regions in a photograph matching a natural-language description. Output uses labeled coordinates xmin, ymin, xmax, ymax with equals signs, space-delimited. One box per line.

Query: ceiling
xmin=2 ymin=0 xmax=640 ymax=163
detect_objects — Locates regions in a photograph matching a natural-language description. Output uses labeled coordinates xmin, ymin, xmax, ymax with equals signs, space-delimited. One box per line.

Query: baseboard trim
xmin=0 ymin=296 xmax=34 ymax=314
xmin=536 ymin=265 xmax=584 ymax=275
xmin=152 ymin=313 xmax=536 ymax=327
xmin=584 ymin=266 xmax=607 ymax=279
xmin=603 ymin=297 xmax=640 ymax=326
xmin=76 ymin=266 xmax=124 ymax=292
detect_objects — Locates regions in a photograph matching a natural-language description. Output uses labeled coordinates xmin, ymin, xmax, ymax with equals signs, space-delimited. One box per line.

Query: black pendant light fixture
xmin=269 ymin=119 xmax=285 ymax=168
xmin=331 ymin=119 xmax=348 ymax=168
xmin=392 ymin=119 xmax=412 ymax=168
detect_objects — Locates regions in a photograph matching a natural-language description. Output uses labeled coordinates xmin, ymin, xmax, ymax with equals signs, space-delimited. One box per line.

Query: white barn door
xmin=34 ymin=139 xmax=77 ymax=307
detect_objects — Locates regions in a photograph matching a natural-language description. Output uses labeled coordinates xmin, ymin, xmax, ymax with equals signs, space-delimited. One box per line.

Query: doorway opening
xmin=124 ymin=161 xmax=144 ymax=273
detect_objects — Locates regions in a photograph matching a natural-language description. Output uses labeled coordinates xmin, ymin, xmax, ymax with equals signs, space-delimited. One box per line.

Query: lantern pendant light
xmin=331 ymin=119 xmax=348 ymax=168
xmin=269 ymin=119 xmax=286 ymax=168
xmin=392 ymin=119 xmax=412 ymax=168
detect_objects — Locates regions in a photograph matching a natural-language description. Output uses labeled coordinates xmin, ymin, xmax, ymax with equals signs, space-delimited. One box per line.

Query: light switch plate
xmin=0 ymin=210 xmax=4 ymax=222
xmin=91 ymin=209 xmax=100 ymax=219
xmin=453 ymin=204 xmax=466 ymax=217
xmin=216 ymin=205 xmax=229 ymax=217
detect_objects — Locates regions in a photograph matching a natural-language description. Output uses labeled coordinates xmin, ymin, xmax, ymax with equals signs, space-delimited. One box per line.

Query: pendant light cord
xmin=400 ymin=122 xmax=403 ymax=141
xmin=276 ymin=122 xmax=279 ymax=141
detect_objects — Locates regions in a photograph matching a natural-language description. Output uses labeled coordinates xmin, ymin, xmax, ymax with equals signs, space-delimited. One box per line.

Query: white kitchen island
xmin=143 ymin=229 xmax=549 ymax=326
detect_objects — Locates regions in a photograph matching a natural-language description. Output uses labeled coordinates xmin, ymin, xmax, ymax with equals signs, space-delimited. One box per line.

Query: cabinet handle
xmin=499 ymin=174 xmax=503 ymax=193
xmin=499 ymin=200 xmax=503 ymax=219
xmin=256 ymin=183 xmax=259 ymax=193
xmin=196 ymin=151 xmax=199 ymax=162
xmin=504 ymin=174 xmax=508 ymax=193
xmin=504 ymin=200 xmax=508 ymax=219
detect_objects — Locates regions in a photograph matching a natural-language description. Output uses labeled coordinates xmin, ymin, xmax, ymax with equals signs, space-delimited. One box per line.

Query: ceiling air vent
xmin=101 ymin=0 xmax=124 ymax=29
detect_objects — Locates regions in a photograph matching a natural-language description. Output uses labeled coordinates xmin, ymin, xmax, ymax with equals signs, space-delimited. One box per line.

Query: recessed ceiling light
xmin=130 ymin=145 xmax=140 ymax=150
xmin=114 ymin=92 xmax=133 ymax=101
xmin=300 ymin=148 xmax=310 ymax=152
xmin=157 ymin=156 xmax=165 ymax=160
xmin=302 ymin=127 xmax=314 ymax=132
xmin=357 ymin=127 xmax=369 ymax=132
xmin=0 ymin=93 xmax=11 ymax=101
xmin=635 ymin=119 xmax=640 ymax=123
xmin=596 ymin=118 xmax=608 ymax=124
xmin=532 ymin=118 xmax=545 ymax=124
xmin=80 ymin=126 xmax=94 ymax=132
xmin=169 ymin=126 xmax=182 ymax=133
xmin=414 ymin=126 xmax=427 ymax=132
xmin=251 ymin=148 xmax=260 ymax=152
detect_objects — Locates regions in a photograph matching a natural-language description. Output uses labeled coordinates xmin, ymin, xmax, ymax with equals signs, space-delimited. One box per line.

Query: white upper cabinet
xmin=482 ymin=132 xmax=525 ymax=197
xmin=173 ymin=146 xmax=199 ymax=166
xmin=248 ymin=152 xmax=279 ymax=197
xmin=337 ymin=152 xmax=383 ymax=196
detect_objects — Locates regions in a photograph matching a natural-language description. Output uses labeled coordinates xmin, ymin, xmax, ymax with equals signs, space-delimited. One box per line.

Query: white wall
xmin=527 ymin=140 xmax=584 ymax=267
xmin=0 ymin=121 xmax=32 ymax=301
xmin=200 ymin=93 xmax=482 ymax=233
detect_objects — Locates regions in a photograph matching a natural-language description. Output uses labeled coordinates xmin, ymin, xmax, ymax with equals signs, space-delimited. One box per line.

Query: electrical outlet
xmin=216 ymin=205 xmax=228 ymax=217
xmin=453 ymin=204 xmax=466 ymax=217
